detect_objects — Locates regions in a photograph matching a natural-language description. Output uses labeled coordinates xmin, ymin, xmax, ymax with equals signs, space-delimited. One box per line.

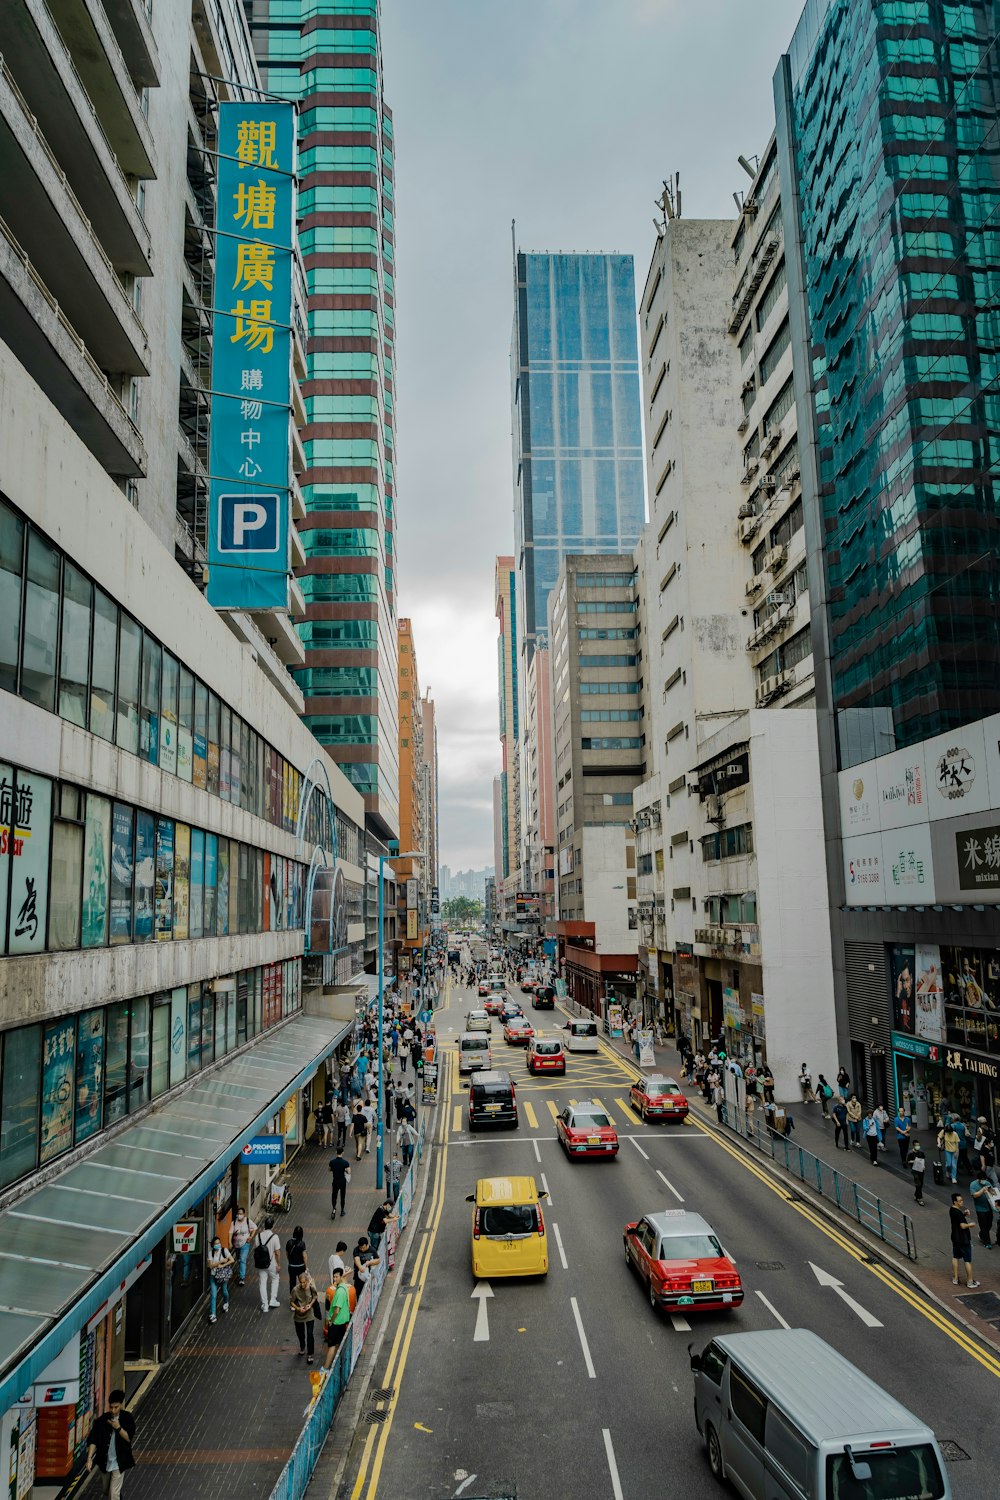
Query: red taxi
xmin=483 ymin=994 xmax=507 ymax=1016
xmin=556 ymin=1105 xmax=619 ymax=1159
xmin=628 ymin=1073 xmax=690 ymax=1122
xmin=526 ymin=1036 xmax=565 ymax=1075
xmin=477 ymin=980 xmax=490 ymax=996
xmin=503 ymin=1016 xmax=534 ymax=1046
xmin=624 ymin=1210 xmax=743 ymax=1313
xmin=519 ymin=977 xmax=536 ymax=994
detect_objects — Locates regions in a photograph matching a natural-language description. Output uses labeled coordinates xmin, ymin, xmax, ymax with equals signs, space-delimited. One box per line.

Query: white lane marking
xmin=532 ymin=1138 xmax=541 ymax=1163
xmin=755 ymin=1290 xmax=790 ymax=1329
xmin=628 ymin=1135 xmax=650 ymax=1160
xmin=541 ymin=1172 xmax=552 ymax=1202
xmin=670 ymin=1313 xmax=691 ymax=1332
xmin=453 ymin=1479 xmax=476 ymax=1498
xmin=809 ymin=1262 xmax=883 ymax=1328
xmin=471 ymin=1280 xmax=493 ymax=1342
xmin=602 ymin=1429 xmax=625 ymax=1500
xmin=570 ymin=1296 xmax=596 ymax=1378
xmin=552 ymin=1221 xmax=569 ymax=1270
xmin=656 ymin=1168 xmax=684 ymax=1202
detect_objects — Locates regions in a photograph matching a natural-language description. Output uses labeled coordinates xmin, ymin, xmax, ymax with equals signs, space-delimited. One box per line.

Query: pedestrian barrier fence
xmin=267 ymin=1119 xmax=425 ymax=1500
xmin=718 ymin=1098 xmax=917 ymax=1260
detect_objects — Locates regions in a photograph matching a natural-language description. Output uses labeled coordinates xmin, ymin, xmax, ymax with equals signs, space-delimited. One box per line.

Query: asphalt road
xmin=341 ymin=979 xmax=1000 ymax=1500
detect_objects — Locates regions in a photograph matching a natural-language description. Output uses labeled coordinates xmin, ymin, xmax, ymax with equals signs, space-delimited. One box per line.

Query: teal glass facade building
xmin=777 ymin=0 xmax=1000 ymax=770
xmin=512 ymin=252 xmax=646 ymax=662
xmin=248 ymin=0 xmax=399 ymax=839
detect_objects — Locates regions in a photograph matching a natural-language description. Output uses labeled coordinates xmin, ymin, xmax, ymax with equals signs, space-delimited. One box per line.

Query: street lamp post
xmin=376 ymin=846 xmax=423 ymax=1192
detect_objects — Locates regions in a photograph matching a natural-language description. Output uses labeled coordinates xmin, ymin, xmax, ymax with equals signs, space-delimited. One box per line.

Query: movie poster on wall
xmin=890 ymin=944 xmax=916 ymax=1034
xmin=40 ymin=1017 xmax=76 ymax=1162
xmin=82 ymin=795 xmax=111 ymax=947
xmin=109 ymin=803 xmax=134 ymax=945
xmin=914 ymin=944 xmax=945 ymax=1043
xmin=134 ymin=810 xmax=155 ymax=942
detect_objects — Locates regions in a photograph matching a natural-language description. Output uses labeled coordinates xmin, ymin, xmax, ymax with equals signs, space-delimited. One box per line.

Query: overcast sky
xmin=383 ymin=0 xmax=804 ymax=873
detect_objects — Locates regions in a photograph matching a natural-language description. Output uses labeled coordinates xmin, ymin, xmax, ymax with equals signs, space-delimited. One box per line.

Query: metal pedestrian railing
xmin=267 ymin=1118 xmax=426 ymax=1500
xmin=720 ymin=1103 xmax=918 ymax=1261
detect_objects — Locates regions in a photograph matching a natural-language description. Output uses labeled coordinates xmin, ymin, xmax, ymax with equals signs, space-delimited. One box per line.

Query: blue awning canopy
xmin=0 ymin=1015 xmax=351 ymax=1413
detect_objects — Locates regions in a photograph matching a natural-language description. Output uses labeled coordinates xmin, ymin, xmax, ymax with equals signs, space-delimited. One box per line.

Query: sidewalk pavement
xmin=590 ymin=1018 xmax=1000 ymax=1355
xmin=118 ymin=1116 xmax=399 ymax=1498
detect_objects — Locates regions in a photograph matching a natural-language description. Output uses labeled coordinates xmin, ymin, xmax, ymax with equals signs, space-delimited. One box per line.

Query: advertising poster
xmin=174 ymin=824 xmax=191 ymax=940
xmin=134 ymin=810 xmax=155 ymax=943
xmin=159 ymin=707 xmax=177 ymax=776
xmin=109 ymin=802 xmax=134 ymax=945
xmin=263 ymin=851 xmax=271 ymax=932
xmin=40 ymin=1017 xmax=76 ymax=1162
xmin=217 ymin=841 xmax=230 ymax=936
xmin=189 ymin=829 xmax=204 ymax=937
xmin=207 ymin=736 xmax=219 ymax=795
xmin=204 ymin=833 xmax=217 ymax=935
xmin=5 ymin=769 xmax=52 ymax=955
xmin=169 ymin=986 xmax=187 ymax=1087
xmin=914 ymin=943 xmax=945 ymax=1043
xmin=193 ymin=727 xmax=207 ymax=790
xmin=890 ymin=944 xmax=916 ymax=1034
xmin=220 ymin=743 xmax=232 ymax=802
xmin=177 ymin=722 xmax=193 ymax=783
xmin=74 ymin=1010 xmax=105 ymax=1145
xmin=0 ymin=761 xmax=11 ymax=948
xmin=155 ymin=818 xmax=174 ymax=940
xmin=82 ymin=795 xmax=111 ymax=948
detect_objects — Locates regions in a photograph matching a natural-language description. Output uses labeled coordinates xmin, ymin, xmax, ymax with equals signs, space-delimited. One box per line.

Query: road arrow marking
xmin=809 ymin=1262 xmax=883 ymax=1327
xmin=472 ymin=1280 xmax=494 ymax=1341
xmin=414 ymin=1421 xmax=433 ymax=1433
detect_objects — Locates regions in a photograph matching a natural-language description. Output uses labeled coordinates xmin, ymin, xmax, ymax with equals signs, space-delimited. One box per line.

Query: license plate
xmin=693 ymin=1279 xmax=713 ymax=1293
xmin=485 ymin=1104 xmax=500 ymax=1113
xmin=587 ymin=1135 xmax=601 ymax=1145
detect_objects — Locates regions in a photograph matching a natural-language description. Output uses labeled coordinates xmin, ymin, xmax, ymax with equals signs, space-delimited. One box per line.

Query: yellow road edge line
xmin=451 ymin=1104 xmax=462 ymax=1135
xmin=687 ymin=1112 xmax=1000 ymax=1379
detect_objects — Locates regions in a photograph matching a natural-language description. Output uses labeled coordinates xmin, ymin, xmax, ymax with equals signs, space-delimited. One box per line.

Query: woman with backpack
xmin=816 ymin=1074 xmax=834 ymax=1119
xmin=254 ymin=1216 xmax=281 ymax=1312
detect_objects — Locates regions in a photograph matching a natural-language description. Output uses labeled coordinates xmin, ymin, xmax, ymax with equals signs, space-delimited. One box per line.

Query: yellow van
xmin=466 ymin=1175 xmax=549 ymax=1278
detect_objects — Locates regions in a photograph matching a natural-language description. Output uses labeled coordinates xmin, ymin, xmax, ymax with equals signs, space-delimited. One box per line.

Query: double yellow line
xmin=350 ymin=1050 xmax=454 ymax=1499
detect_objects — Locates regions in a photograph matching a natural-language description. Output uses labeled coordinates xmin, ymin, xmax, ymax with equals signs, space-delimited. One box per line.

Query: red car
xmin=503 ymin=1016 xmax=534 ymax=1046
xmin=556 ymin=1105 xmax=619 ymax=1158
xmin=484 ymin=994 xmax=506 ymax=1016
xmin=477 ymin=981 xmax=490 ymax=996
xmin=624 ymin=1210 xmax=743 ymax=1313
xmin=628 ymin=1073 xmax=690 ymax=1122
xmin=526 ymin=1037 xmax=565 ymax=1074
xmin=519 ymin=977 xmax=536 ymax=994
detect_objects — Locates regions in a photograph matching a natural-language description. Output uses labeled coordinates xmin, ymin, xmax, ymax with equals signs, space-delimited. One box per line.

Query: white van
xmin=563 ymin=1018 xmax=599 ymax=1053
xmin=458 ymin=1032 xmax=492 ymax=1074
xmin=691 ymin=1328 xmax=950 ymax=1500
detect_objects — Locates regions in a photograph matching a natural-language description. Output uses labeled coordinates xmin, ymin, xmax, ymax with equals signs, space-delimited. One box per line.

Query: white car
xmin=465 ymin=1008 xmax=492 ymax=1033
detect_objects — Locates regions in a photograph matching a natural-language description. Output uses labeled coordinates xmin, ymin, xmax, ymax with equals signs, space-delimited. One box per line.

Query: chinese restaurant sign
xmin=208 ymin=102 xmax=294 ymax=610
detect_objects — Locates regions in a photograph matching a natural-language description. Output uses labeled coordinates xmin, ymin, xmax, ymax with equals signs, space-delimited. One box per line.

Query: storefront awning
xmin=0 ymin=1014 xmax=351 ymax=1413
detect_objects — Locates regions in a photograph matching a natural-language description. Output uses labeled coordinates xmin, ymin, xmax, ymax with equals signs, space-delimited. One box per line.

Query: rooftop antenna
xmin=658 ymin=172 xmax=681 ymax=227
xmin=738 ymin=154 xmax=758 ymax=180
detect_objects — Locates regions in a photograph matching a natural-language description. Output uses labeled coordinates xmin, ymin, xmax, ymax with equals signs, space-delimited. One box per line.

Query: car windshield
xmin=572 ymin=1112 xmax=611 ymax=1129
xmin=658 ymin=1234 xmax=723 ymax=1260
xmin=647 ymin=1079 xmax=681 ymax=1095
xmin=463 ymin=1038 xmax=489 ymax=1050
xmin=481 ymin=1205 xmax=537 ymax=1236
xmin=826 ymin=1445 xmax=945 ymax=1500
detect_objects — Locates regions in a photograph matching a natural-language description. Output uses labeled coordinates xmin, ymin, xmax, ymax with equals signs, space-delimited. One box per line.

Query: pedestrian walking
xmin=831 ymin=1096 xmax=850 ymax=1151
xmin=397 ymin=1115 xmax=418 ymax=1167
xmin=760 ymin=1065 xmax=775 ymax=1104
xmin=798 ymin=1063 xmax=817 ymax=1104
xmin=938 ymin=1120 xmax=960 ymax=1184
xmin=320 ymin=1097 xmax=334 ymax=1149
xmin=207 ymin=1234 xmax=235 ymax=1322
xmin=893 ymin=1105 xmax=913 ymax=1167
xmin=329 ymin=1146 xmax=351 ymax=1218
xmin=387 ymin=1153 xmax=403 ymax=1204
xmin=908 ymin=1142 xmax=926 ymax=1204
xmin=229 ymin=1206 xmax=257 ymax=1285
xmin=352 ymin=1100 xmax=369 ymax=1160
xmin=398 ymin=1037 xmax=410 ymax=1073
xmin=285 ymin=1224 xmax=309 ymax=1295
xmin=85 ymin=1391 xmax=136 ymax=1498
xmin=816 ymin=1074 xmax=834 ymax=1119
xmin=872 ymin=1103 xmax=889 ymax=1151
xmin=846 ymin=1094 xmax=863 ymax=1147
xmin=836 ymin=1066 xmax=851 ymax=1099
xmin=949 ymin=1193 xmax=981 ymax=1288
xmin=863 ymin=1113 xmax=881 ymax=1165
xmin=290 ymin=1269 xmax=320 ymax=1363
xmin=362 ymin=1097 xmax=376 ymax=1153
xmin=254 ymin=1216 xmax=281 ymax=1312
xmin=323 ymin=1268 xmax=352 ymax=1368
xmin=970 ymin=1172 xmax=995 ymax=1248
xmin=335 ymin=1098 xmax=349 ymax=1152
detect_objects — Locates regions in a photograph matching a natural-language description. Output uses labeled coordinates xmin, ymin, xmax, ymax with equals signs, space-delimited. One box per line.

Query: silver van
xmin=691 ymin=1328 xmax=949 ymax=1500
xmin=458 ymin=1032 xmax=492 ymax=1074
xmin=564 ymin=1018 xmax=599 ymax=1053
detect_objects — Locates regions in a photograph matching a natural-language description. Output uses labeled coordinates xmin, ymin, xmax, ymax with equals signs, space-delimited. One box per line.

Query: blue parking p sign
xmin=217 ymin=492 xmax=281 ymax=554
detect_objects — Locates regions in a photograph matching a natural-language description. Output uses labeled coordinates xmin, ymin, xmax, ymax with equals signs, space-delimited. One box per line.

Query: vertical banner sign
xmin=208 ymin=102 xmax=294 ymax=609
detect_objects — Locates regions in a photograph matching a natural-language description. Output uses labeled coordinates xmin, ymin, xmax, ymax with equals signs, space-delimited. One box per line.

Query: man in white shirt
xmin=328 ymin=1238 xmax=348 ymax=1286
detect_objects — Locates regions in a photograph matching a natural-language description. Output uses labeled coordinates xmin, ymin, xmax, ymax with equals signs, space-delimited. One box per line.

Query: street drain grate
xmin=363 ymin=1406 xmax=389 ymax=1425
xmin=939 ymin=1440 xmax=972 ymax=1462
xmin=477 ymin=1401 xmax=515 ymax=1419
xmin=755 ymin=1261 xmax=785 ymax=1270
xmin=371 ymin=1387 xmax=394 ymax=1401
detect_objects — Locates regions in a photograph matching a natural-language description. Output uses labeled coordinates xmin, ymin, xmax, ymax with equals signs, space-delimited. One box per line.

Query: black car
xmin=532 ymin=986 xmax=556 ymax=1009
xmin=468 ymin=1070 xmax=518 ymax=1131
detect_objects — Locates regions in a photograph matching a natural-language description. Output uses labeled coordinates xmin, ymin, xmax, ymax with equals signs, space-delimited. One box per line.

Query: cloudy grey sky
xmin=383 ymin=0 xmax=804 ymax=872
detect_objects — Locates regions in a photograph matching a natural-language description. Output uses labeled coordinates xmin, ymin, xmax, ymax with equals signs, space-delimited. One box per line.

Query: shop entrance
xmin=124 ymin=1249 xmax=160 ymax=1364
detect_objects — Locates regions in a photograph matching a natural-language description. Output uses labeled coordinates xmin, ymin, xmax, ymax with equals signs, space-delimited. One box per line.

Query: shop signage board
xmin=207 ymin=102 xmax=294 ymax=610
xmin=241 ymin=1134 xmax=284 ymax=1165
xmin=171 ymin=1222 xmax=201 ymax=1253
xmin=891 ymin=1031 xmax=933 ymax=1060
xmin=943 ymin=1045 xmax=1000 ymax=1081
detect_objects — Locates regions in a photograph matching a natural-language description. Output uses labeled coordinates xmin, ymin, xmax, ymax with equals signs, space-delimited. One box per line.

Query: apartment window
xmin=23 ymin=534 xmax=61 ymax=713
xmin=578 ymin=682 xmax=638 ymax=695
xmin=771 ymin=499 xmax=804 ymax=550
xmin=701 ymin=824 xmax=754 ymax=860
xmin=755 ymin=260 xmax=787 ymax=330
xmin=116 ymin=614 xmax=141 ymax=754
xmin=90 ymin=590 xmax=119 ymax=742
xmin=58 ymin=563 xmax=92 ymax=728
xmin=140 ymin=631 xmax=160 ymax=766
xmin=0 ymin=501 xmax=24 ymax=692
xmin=759 ymin=318 xmax=791 ymax=385
xmin=738 ymin=323 xmax=754 ymax=364
xmin=765 ymin=377 xmax=794 ymax=434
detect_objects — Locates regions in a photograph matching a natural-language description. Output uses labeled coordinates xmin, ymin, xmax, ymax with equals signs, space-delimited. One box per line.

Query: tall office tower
xmin=0 ymin=0 xmax=367 ymax=1475
xmin=511 ymin=251 xmax=646 ymax=676
xmin=494 ymin=555 xmax=520 ymax=932
xmin=248 ymin=0 xmax=400 ymax=849
xmin=421 ymin=691 xmax=440 ymax=915
xmin=775 ymin=0 xmax=1000 ymax=1118
xmin=396 ymin=620 xmax=426 ymax=969
xmin=520 ymin=644 xmax=555 ymax=932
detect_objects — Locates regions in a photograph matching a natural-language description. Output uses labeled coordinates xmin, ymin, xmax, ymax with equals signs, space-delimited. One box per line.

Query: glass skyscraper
xmin=248 ymin=0 xmax=399 ymax=840
xmin=776 ymin=0 xmax=1000 ymax=768
xmin=511 ymin=252 xmax=646 ymax=661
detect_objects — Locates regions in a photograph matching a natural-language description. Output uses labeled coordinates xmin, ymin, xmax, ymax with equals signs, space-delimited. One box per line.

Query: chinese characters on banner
xmin=1 ymin=766 xmax=52 ymax=955
xmin=208 ymin=103 xmax=294 ymax=609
